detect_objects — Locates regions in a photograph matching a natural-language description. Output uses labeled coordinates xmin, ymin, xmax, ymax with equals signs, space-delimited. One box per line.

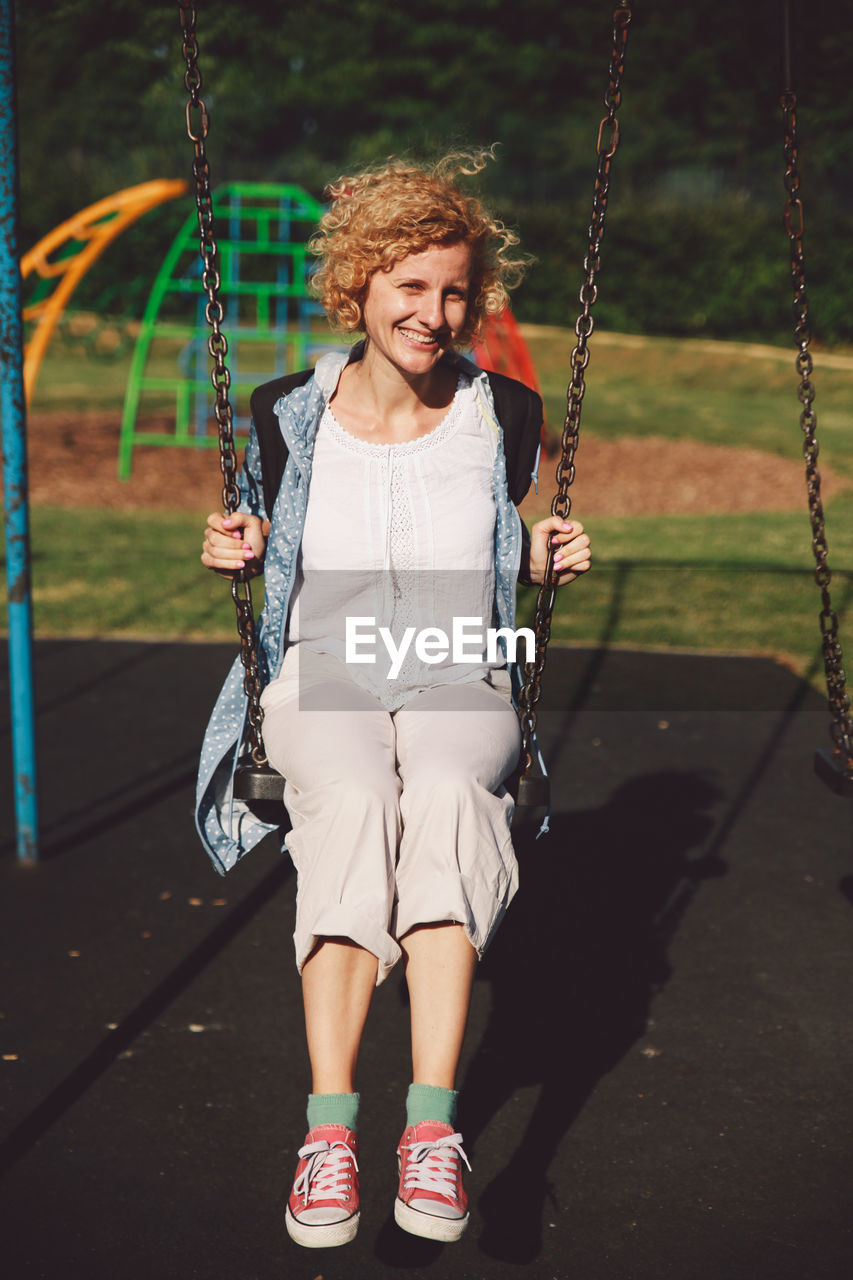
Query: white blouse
xmin=284 ymin=374 xmax=503 ymax=710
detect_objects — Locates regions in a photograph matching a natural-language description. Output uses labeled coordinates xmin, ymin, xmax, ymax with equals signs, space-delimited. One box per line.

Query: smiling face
xmin=360 ymin=241 xmax=473 ymax=381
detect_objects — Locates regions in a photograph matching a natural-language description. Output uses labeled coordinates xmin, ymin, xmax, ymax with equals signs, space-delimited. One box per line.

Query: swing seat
xmin=813 ymin=748 xmax=853 ymax=798
xmin=233 ymin=761 xmax=287 ymax=802
xmin=514 ymin=772 xmax=550 ymax=808
xmin=232 ymin=759 xmax=550 ymax=809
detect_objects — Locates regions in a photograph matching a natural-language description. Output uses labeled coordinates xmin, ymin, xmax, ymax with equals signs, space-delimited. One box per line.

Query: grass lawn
xmin=526 ymin=326 xmax=853 ymax=479
xmin=522 ymin=506 xmax=853 ymax=683
xmin=4 ymin=321 xmax=852 ymax=686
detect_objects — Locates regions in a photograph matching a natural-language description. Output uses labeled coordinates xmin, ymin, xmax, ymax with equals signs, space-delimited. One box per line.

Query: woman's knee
xmin=401 ymin=765 xmax=511 ymax=818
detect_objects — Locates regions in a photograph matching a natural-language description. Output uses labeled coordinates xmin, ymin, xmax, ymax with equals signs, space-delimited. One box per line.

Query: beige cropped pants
xmin=259 ymin=646 xmax=521 ymax=983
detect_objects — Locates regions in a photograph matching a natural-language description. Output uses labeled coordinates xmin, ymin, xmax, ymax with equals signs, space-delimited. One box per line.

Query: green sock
xmin=406 ymin=1082 xmax=458 ymax=1128
xmin=306 ymin=1091 xmax=360 ymax=1132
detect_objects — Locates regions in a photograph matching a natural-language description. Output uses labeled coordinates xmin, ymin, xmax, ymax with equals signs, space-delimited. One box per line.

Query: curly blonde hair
xmin=310 ymin=149 xmax=528 ymax=348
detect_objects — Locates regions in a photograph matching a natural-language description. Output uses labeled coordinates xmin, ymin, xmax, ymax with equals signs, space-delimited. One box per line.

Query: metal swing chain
xmin=781 ymin=90 xmax=853 ymax=774
xmin=516 ymin=3 xmax=632 ymax=775
xmin=179 ymin=3 xmax=268 ymax=766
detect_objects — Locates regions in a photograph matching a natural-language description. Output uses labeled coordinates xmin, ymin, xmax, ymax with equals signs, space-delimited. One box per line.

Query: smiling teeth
xmin=401 ymin=329 xmax=435 ymax=344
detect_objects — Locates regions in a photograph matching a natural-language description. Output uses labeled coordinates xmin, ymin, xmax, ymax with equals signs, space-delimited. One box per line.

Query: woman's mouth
xmin=398 ymin=327 xmax=439 ymax=347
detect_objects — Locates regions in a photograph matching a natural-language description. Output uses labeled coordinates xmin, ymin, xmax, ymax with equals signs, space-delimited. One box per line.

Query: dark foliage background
xmin=14 ymin=0 xmax=853 ymax=341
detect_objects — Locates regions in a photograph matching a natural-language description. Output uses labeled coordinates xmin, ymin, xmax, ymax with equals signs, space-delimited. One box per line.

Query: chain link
xmin=179 ymin=4 xmax=267 ymax=766
xmin=516 ymin=3 xmax=632 ymax=775
xmin=781 ymin=90 xmax=853 ymax=774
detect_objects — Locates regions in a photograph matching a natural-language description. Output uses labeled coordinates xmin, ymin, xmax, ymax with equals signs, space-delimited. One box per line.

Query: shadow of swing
xmin=462 ymin=771 xmax=725 ymax=1264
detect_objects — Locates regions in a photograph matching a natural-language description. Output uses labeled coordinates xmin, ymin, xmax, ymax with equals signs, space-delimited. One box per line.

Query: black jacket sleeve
xmin=485 ymin=370 xmax=544 ymax=506
xmin=248 ymin=370 xmax=314 ymax=518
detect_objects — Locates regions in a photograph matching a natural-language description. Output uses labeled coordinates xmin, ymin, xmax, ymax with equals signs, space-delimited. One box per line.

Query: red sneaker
xmin=285 ymin=1124 xmax=359 ymax=1248
xmin=395 ymin=1121 xmax=471 ymax=1242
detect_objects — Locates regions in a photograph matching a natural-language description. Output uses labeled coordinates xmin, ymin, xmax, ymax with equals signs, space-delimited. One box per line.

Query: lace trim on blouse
xmin=322 ymin=376 xmax=465 ymax=458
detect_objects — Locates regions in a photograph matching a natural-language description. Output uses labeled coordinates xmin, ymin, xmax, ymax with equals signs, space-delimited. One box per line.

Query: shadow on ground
xmin=461 ymin=772 xmax=724 ymax=1263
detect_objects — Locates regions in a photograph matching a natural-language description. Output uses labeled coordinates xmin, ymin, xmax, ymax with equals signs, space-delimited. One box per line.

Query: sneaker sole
xmin=285 ymin=1206 xmax=359 ymax=1248
xmin=394 ymin=1197 xmax=469 ymax=1243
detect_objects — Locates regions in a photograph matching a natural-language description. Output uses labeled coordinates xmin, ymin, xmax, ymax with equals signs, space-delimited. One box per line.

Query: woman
xmin=198 ymin=152 xmax=591 ymax=1249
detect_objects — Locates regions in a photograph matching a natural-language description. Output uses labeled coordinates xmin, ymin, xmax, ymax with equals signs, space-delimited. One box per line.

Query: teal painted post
xmin=0 ymin=0 xmax=38 ymax=862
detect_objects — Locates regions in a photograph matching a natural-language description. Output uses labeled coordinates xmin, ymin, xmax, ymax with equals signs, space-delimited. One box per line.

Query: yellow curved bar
xmin=21 ymin=179 xmax=188 ymax=404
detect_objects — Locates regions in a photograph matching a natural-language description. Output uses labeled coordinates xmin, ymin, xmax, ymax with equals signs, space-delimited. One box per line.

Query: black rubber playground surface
xmin=1 ymin=637 xmax=851 ymax=1280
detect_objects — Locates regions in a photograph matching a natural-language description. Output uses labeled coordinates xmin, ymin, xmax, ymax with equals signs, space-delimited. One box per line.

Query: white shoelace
xmin=401 ymin=1132 xmax=471 ymax=1198
xmin=293 ymin=1138 xmax=358 ymax=1205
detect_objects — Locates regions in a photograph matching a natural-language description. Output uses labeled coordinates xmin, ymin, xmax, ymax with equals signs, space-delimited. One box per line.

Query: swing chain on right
xmin=781 ymin=89 xmax=853 ymax=776
xmin=517 ymin=3 xmax=632 ymax=776
xmin=179 ymin=3 xmax=267 ymax=766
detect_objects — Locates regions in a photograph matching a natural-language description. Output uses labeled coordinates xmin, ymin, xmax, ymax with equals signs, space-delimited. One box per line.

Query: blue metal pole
xmin=0 ymin=0 xmax=38 ymax=863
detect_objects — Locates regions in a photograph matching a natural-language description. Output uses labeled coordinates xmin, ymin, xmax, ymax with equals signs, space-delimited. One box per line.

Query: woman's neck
xmin=331 ymin=344 xmax=459 ymax=443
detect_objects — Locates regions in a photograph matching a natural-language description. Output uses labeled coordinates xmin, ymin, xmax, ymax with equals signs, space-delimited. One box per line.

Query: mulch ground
xmin=24 ymin=409 xmax=841 ymax=517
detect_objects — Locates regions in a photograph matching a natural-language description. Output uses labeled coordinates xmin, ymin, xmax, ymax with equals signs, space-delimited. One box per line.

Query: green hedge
xmin=507 ymin=197 xmax=853 ymax=346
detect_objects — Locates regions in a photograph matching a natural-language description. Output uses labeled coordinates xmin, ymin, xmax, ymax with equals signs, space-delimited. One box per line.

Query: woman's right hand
xmin=201 ymin=513 xmax=270 ymax=578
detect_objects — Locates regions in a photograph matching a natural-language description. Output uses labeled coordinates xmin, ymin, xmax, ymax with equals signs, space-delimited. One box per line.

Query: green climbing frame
xmin=118 ymin=181 xmax=349 ymax=478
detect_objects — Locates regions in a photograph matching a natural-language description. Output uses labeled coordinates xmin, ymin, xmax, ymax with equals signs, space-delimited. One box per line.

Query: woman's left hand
xmin=527 ymin=517 xmax=592 ymax=585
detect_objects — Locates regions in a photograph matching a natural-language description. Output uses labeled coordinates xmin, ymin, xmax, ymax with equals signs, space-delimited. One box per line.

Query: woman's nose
xmin=418 ymin=291 xmax=446 ymax=330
